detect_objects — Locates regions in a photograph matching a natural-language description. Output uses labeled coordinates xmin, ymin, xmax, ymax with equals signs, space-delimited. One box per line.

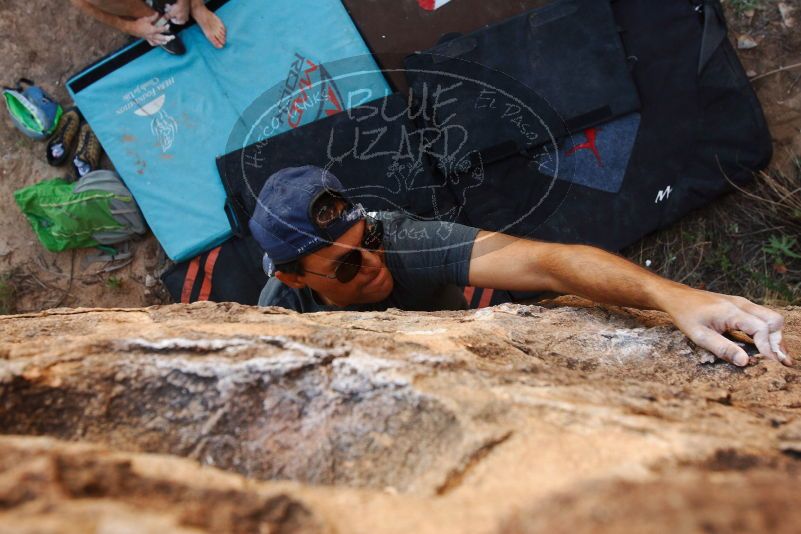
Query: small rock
xmin=746 ymin=69 xmax=757 ymax=78
xmin=778 ymin=419 xmax=801 ymax=442
xmin=778 ymin=419 xmax=801 ymax=455
xmin=145 ymin=274 xmax=156 ymax=288
xmin=699 ymin=350 xmax=716 ymax=364
xmin=778 ymin=2 xmax=796 ymax=28
xmin=737 ymin=35 xmax=758 ymax=50
xmin=0 ymin=241 xmax=10 ymax=258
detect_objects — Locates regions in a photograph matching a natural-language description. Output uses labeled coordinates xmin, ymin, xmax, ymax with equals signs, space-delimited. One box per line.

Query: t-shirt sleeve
xmin=257 ymin=277 xmax=303 ymax=311
xmin=382 ymin=214 xmax=480 ymax=288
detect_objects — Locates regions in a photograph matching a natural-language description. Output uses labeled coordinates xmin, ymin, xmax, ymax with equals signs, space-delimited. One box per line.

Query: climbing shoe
xmin=155 ymin=16 xmax=186 ymax=55
xmin=71 ymin=122 xmax=103 ymax=181
xmin=46 ymin=107 xmax=81 ymax=167
xmin=160 ymin=32 xmax=186 ymax=55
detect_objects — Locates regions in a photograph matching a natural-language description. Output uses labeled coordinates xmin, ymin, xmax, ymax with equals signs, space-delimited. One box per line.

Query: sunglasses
xmin=303 ymin=215 xmax=384 ymax=283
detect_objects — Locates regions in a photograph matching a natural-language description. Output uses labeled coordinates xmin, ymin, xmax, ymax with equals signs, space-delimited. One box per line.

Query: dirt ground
xmin=733 ymin=0 xmax=801 ymax=177
xmin=0 ymin=0 xmax=164 ymax=313
xmin=1 ymin=0 xmax=800 ymax=313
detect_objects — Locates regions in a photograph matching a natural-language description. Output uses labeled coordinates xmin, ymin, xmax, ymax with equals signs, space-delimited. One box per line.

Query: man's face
xmin=274 ymin=194 xmax=394 ymax=307
xmin=296 ymin=219 xmax=394 ymax=306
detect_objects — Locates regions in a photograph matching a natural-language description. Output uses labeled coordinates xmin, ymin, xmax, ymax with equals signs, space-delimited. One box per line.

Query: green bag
xmin=2 ymin=78 xmax=62 ymax=140
xmin=14 ymin=171 xmax=146 ymax=252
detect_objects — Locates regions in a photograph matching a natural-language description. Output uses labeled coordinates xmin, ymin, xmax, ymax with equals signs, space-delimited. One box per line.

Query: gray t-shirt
xmin=258 ymin=211 xmax=480 ymax=313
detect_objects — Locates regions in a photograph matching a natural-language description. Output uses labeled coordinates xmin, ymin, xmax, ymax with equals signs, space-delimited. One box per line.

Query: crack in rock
xmin=0 ymin=341 xmax=465 ymax=491
xmin=435 ymin=431 xmax=514 ymax=495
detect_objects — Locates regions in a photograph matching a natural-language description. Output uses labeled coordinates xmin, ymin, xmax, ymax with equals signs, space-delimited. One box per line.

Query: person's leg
xmin=81 ymin=0 xmax=155 ymax=19
xmin=72 ymin=0 xmax=172 ymax=45
xmin=190 ymin=0 xmax=226 ymax=48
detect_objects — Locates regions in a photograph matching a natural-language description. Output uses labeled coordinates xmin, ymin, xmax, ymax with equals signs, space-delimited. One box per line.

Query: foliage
xmin=763 ymin=235 xmax=801 ymax=265
xmin=105 ymin=276 xmax=123 ymax=291
xmin=728 ymin=0 xmax=760 ymax=14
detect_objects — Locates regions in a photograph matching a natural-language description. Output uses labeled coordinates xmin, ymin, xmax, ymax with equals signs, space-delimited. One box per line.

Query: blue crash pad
xmin=68 ymin=0 xmax=390 ymax=261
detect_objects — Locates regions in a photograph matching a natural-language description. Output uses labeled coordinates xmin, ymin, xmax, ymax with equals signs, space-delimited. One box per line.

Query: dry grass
xmin=623 ymin=159 xmax=801 ymax=305
xmin=0 ymin=274 xmax=16 ymax=315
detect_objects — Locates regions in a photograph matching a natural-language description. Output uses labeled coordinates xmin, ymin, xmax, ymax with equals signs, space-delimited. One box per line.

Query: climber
xmin=70 ymin=0 xmax=226 ymax=54
xmin=250 ymin=166 xmax=793 ymax=368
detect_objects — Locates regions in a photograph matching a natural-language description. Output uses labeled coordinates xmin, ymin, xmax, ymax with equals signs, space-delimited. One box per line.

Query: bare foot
xmin=192 ymin=5 xmax=226 ymax=48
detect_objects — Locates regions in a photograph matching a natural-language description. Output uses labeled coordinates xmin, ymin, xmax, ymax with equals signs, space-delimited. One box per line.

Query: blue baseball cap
xmin=249 ymin=166 xmax=363 ymax=273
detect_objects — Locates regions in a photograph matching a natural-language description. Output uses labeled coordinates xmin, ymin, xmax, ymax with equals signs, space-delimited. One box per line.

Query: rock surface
xmin=0 ymin=300 xmax=800 ymax=533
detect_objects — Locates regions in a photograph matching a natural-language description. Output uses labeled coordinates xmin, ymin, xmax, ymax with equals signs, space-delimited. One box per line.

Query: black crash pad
xmin=341 ymin=0 xmax=550 ymax=90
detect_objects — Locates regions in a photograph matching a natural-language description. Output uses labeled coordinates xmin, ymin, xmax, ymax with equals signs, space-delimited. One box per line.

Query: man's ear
xmin=274 ymin=271 xmax=305 ymax=289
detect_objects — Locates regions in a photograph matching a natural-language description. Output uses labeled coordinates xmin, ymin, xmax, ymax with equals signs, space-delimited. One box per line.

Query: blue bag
xmin=3 ymin=78 xmax=63 ymax=140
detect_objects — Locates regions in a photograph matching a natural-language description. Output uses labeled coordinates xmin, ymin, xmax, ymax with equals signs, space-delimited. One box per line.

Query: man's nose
xmin=359 ymin=249 xmax=383 ymax=271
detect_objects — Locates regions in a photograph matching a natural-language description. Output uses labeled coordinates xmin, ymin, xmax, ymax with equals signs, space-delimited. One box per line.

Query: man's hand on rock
xmin=664 ymin=289 xmax=792 ymax=367
xmin=126 ymin=14 xmax=173 ymax=46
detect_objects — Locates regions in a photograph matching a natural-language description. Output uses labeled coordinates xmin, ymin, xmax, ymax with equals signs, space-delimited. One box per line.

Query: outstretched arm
xmin=469 ymin=231 xmax=792 ymax=367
